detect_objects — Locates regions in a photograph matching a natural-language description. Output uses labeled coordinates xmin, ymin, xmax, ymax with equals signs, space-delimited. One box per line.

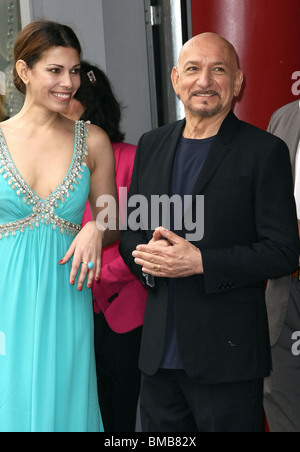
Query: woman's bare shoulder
xmin=84 ymin=123 xmax=114 ymax=173
xmin=86 ymin=122 xmax=110 ymax=144
xmin=86 ymin=123 xmax=112 ymax=156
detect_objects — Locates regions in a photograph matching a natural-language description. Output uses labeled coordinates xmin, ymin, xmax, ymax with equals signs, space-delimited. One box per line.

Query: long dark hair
xmin=75 ymin=61 xmax=125 ymax=142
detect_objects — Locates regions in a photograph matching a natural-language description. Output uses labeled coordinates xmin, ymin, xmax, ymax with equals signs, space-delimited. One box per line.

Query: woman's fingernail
xmin=78 ymin=286 xmax=82 ymax=292
xmin=59 ymin=259 xmax=64 ymax=264
xmin=71 ymin=281 xmax=75 ymax=286
xmin=87 ymin=284 xmax=92 ymax=289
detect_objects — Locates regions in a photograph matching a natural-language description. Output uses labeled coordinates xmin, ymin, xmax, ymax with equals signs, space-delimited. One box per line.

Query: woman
xmin=65 ymin=62 xmax=147 ymax=432
xmin=0 ymin=21 xmax=119 ymax=432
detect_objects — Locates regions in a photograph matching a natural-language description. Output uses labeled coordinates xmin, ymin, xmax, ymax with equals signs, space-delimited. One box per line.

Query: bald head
xmin=178 ymin=33 xmax=240 ymax=71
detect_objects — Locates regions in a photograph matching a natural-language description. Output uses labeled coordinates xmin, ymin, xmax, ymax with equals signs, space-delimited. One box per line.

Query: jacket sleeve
xmin=119 ymin=134 xmax=150 ymax=284
xmin=201 ymin=139 xmax=299 ymax=295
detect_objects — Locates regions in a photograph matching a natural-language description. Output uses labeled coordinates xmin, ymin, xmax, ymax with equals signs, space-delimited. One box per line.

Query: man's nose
xmin=196 ymin=69 xmax=213 ymax=88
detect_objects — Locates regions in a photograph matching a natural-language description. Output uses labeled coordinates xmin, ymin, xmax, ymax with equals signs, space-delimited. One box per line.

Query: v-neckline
xmin=0 ymin=123 xmax=77 ymax=203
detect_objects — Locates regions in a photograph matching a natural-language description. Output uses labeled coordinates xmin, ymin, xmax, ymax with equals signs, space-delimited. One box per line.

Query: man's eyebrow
xmin=183 ymin=61 xmax=199 ymax=68
xmin=211 ymin=61 xmax=228 ymax=66
xmin=183 ymin=60 xmax=229 ymax=68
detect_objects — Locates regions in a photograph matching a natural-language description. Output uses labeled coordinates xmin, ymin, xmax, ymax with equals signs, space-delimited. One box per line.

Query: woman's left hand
xmin=59 ymin=221 xmax=103 ymax=291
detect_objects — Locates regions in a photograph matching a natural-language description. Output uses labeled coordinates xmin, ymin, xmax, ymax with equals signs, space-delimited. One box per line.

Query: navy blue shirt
xmin=160 ymin=134 xmax=215 ymax=369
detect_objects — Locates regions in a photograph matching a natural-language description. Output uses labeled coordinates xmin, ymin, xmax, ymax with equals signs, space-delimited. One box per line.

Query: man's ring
xmin=83 ymin=261 xmax=94 ymax=270
xmin=157 ymin=264 xmax=161 ymax=272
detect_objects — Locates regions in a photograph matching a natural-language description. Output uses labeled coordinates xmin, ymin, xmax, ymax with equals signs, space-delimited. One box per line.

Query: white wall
xmin=30 ymin=0 xmax=107 ymax=70
xmin=102 ymin=0 xmax=152 ymax=144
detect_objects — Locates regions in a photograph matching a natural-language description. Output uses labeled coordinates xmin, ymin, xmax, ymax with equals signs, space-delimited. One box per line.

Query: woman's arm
xmin=60 ymin=124 xmax=120 ymax=290
xmin=87 ymin=123 xmax=120 ymax=247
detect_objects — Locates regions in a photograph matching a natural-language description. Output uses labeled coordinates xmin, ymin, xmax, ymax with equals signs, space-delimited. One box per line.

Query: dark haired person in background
xmin=65 ymin=62 xmax=147 ymax=432
xmin=0 ymin=21 xmax=120 ymax=432
xmin=66 ymin=62 xmax=125 ymax=142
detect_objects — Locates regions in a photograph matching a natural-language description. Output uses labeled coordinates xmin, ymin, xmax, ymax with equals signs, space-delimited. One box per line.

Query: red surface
xmin=190 ymin=1 xmax=300 ymax=431
xmin=190 ymin=0 xmax=300 ymax=130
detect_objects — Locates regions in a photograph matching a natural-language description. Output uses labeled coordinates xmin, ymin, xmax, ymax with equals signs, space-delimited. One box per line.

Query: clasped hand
xmin=132 ymin=227 xmax=203 ymax=279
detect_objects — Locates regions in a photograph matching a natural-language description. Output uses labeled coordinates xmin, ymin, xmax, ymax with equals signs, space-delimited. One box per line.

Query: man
xmin=264 ymin=100 xmax=300 ymax=432
xmin=119 ymin=33 xmax=299 ymax=432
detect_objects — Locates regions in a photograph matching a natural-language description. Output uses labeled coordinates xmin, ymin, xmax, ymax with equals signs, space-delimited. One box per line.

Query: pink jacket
xmin=82 ymin=142 xmax=147 ymax=334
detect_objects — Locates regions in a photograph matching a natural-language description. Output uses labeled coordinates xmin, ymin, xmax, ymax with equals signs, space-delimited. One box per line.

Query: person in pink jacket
xmin=65 ymin=62 xmax=147 ymax=432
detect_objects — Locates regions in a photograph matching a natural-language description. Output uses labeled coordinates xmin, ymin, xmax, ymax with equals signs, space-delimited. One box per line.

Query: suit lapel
xmin=191 ymin=111 xmax=240 ymax=197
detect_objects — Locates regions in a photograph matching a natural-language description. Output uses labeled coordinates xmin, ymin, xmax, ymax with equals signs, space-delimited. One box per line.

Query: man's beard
xmin=186 ymin=91 xmax=222 ymax=118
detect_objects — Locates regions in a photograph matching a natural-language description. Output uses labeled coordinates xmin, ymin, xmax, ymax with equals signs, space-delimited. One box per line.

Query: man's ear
xmin=233 ymin=69 xmax=244 ymax=98
xmin=171 ymin=66 xmax=180 ymax=96
xmin=16 ymin=60 xmax=30 ymax=88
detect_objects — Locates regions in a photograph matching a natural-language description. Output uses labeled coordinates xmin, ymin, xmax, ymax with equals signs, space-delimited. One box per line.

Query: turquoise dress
xmin=0 ymin=121 xmax=103 ymax=432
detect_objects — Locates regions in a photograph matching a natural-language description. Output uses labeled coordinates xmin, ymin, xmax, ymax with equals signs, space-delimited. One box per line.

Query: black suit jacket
xmin=119 ymin=111 xmax=299 ymax=383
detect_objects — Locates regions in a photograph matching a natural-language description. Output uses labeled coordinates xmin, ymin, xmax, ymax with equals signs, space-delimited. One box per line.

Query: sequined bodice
xmin=0 ymin=121 xmax=90 ymax=240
